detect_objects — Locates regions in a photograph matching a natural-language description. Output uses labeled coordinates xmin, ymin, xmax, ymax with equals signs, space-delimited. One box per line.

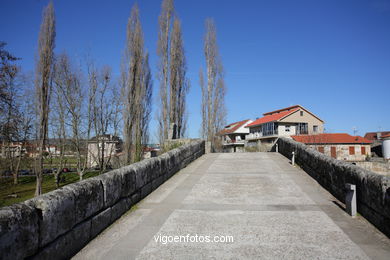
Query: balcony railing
xmin=246 ymin=131 xmax=279 ymax=140
xmin=223 ymin=139 xmax=245 ymax=145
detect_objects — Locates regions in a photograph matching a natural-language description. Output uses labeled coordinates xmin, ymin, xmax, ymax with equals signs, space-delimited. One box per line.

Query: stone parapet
xmin=0 ymin=140 xmax=205 ymax=260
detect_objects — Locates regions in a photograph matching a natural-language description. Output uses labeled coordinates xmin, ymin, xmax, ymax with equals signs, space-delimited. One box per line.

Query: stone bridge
xmin=73 ymin=152 xmax=390 ymax=259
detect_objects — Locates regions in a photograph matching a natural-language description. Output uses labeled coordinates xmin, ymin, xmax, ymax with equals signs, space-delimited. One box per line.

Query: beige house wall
xmin=277 ymin=123 xmax=297 ymax=136
xmin=87 ymin=142 xmax=118 ymax=167
xmin=279 ymin=108 xmax=324 ymax=135
xmin=308 ymin=144 xmax=371 ymax=161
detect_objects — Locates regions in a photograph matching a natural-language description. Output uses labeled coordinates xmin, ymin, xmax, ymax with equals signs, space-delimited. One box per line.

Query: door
xmin=331 ymin=147 xmax=336 ymax=158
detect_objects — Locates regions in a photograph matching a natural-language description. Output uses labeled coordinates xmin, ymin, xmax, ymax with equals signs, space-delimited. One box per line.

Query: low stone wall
xmin=276 ymin=137 xmax=390 ymax=237
xmin=0 ymin=140 xmax=205 ymax=260
xmin=245 ymin=141 xmax=273 ymax=152
xmin=354 ymin=161 xmax=390 ymax=175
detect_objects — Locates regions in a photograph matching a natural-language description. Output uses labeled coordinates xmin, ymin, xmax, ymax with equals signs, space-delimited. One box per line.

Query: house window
xmin=318 ymin=146 xmax=324 ymax=153
xmin=313 ymin=125 xmax=318 ymax=133
xmin=349 ymin=146 xmax=355 ymax=155
xmin=331 ymin=147 xmax=336 ymax=158
xmin=285 ymin=125 xmax=290 ymax=132
xmin=361 ymin=146 xmax=366 ymax=155
xmin=300 ymin=111 xmax=303 ymax=116
xmin=261 ymin=122 xmax=278 ymax=136
xmin=297 ymin=123 xmax=308 ymax=135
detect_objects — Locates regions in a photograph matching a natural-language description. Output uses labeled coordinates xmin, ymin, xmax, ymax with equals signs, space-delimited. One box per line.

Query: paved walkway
xmin=73 ymin=153 xmax=390 ymax=259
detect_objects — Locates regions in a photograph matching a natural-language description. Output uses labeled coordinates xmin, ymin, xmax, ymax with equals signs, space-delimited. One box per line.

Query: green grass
xmin=43 ymin=156 xmax=84 ymax=166
xmin=0 ymin=171 xmax=99 ymax=208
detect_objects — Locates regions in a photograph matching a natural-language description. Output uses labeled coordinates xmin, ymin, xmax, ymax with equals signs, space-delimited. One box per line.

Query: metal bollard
xmin=345 ymin=183 xmax=357 ymax=217
xmin=276 ymin=143 xmax=278 ymax=153
xmin=291 ymin=151 xmax=295 ymax=166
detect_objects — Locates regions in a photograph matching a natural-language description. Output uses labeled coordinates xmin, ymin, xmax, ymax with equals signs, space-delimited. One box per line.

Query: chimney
xmin=377 ymin=132 xmax=381 ymax=140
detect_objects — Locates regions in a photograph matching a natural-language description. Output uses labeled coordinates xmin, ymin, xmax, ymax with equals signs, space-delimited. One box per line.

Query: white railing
xmin=223 ymin=139 xmax=245 ymax=145
xmin=246 ymin=132 xmax=263 ymax=140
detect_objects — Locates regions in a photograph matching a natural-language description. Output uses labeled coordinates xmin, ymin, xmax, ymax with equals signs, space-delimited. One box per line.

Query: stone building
xmin=292 ymin=133 xmax=372 ymax=161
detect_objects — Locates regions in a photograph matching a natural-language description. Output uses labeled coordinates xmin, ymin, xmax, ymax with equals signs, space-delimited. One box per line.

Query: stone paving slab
xmin=182 ymin=173 xmax=314 ymax=205
xmin=73 ymin=153 xmax=390 ymax=260
xmin=137 ymin=210 xmax=368 ymax=260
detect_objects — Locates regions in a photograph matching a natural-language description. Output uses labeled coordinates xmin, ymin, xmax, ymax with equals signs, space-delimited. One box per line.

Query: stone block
xmin=91 ymin=208 xmax=112 ymax=239
xmin=176 ymin=145 xmax=187 ymax=162
xmin=134 ymin=161 xmax=150 ymax=190
xmin=30 ymin=220 xmax=91 ymax=260
xmin=140 ymin=182 xmax=152 ymax=200
xmin=0 ymin=203 xmax=39 ymax=260
xmin=25 ymin=188 xmax=76 ymax=247
xmin=167 ymin=149 xmax=180 ymax=174
xmin=118 ymin=165 xmax=136 ymax=197
xmin=95 ymin=170 xmax=123 ymax=207
xmin=159 ymin=153 xmax=170 ymax=176
xmin=63 ymin=178 xmax=104 ymax=224
xmin=111 ymin=197 xmax=132 ymax=222
xmin=152 ymin=175 xmax=164 ymax=190
xmin=148 ymin=157 xmax=161 ymax=181
xmin=131 ymin=192 xmax=141 ymax=204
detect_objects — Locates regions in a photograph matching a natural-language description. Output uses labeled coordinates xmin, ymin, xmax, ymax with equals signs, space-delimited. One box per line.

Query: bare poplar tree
xmin=169 ymin=18 xmax=189 ymax=138
xmin=52 ymin=55 xmax=68 ymax=187
xmin=200 ymin=19 xmax=226 ymax=147
xmin=199 ymin=68 xmax=207 ymax=139
xmin=86 ymin=58 xmax=98 ymax=174
xmin=34 ymin=2 xmax=55 ymax=196
xmin=122 ymin=4 xmax=151 ymax=164
xmin=140 ymin=52 xmax=153 ymax=157
xmin=157 ymin=0 xmax=174 ymax=142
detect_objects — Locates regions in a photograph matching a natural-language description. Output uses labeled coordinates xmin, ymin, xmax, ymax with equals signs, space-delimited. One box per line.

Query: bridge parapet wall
xmin=0 ymin=140 xmax=205 ymax=260
xmin=276 ymin=137 xmax=390 ymax=237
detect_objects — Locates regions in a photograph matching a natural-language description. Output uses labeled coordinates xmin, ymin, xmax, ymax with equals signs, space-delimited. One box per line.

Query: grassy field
xmin=0 ymin=156 xmax=85 ymax=172
xmin=0 ymin=171 xmax=99 ymax=207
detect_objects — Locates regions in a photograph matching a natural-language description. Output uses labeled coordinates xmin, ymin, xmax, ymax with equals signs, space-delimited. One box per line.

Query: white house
xmin=87 ymin=135 xmax=122 ymax=168
xmin=218 ymin=119 xmax=253 ymax=152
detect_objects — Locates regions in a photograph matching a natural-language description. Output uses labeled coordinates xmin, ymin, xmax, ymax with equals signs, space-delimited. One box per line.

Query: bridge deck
xmin=74 ymin=153 xmax=390 ymax=259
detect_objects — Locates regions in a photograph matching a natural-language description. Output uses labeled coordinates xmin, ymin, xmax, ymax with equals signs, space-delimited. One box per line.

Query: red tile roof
xmin=364 ymin=131 xmax=390 ymax=141
xmin=247 ymin=107 xmax=299 ymax=127
xmin=381 ymin=134 xmax=390 ymax=138
xmin=247 ymin=105 xmax=323 ymax=128
xmin=218 ymin=119 xmax=251 ymax=135
xmin=263 ymin=105 xmax=301 ymax=116
xmin=291 ymin=133 xmax=372 ymax=144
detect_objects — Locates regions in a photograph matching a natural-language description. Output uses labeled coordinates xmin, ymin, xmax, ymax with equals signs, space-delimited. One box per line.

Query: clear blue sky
xmin=1 ymin=0 xmax=389 ymax=140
